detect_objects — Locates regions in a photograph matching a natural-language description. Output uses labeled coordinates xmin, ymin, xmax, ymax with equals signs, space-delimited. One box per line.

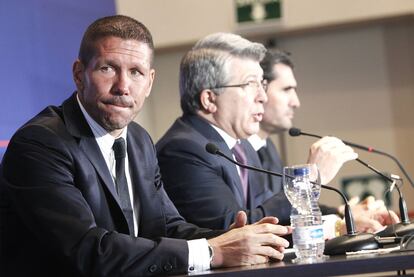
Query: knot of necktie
xmin=232 ymin=143 xmax=247 ymax=166
xmin=113 ymin=137 xmax=126 ymax=160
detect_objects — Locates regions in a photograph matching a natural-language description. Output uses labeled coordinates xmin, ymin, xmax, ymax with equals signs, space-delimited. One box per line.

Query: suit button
xmin=148 ymin=264 xmax=158 ymax=273
xmin=163 ymin=263 xmax=173 ymax=272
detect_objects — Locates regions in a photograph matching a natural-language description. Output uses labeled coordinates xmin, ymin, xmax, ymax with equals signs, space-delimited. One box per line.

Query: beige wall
xmin=273 ymin=21 xmax=414 ymax=208
xmin=384 ymin=20 xmax=414 ymax=211
xmin=116 ymin=0 xmax=414 ymax=47
xmin=116 ymin=0 xmax=234 ymax=48
xmin=120 ymin=2 xmax=414 ymax=210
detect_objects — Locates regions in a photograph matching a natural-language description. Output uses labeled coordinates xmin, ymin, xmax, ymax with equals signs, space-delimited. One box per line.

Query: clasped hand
xmin=208 ymin=211 xmax=291 ymax=268
xmin=338 ymin=196 xmax=400 ymax=234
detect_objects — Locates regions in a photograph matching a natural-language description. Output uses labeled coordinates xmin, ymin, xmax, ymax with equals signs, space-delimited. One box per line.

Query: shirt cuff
xmin=187 ymin=238 xmax=211 ymax=273
xmin=322 ymin=214 xmax=341 ymax=240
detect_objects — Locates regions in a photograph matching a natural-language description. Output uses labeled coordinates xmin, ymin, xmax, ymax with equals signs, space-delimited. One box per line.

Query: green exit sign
xmin=236 ymin=0 xmax=281 ymax=23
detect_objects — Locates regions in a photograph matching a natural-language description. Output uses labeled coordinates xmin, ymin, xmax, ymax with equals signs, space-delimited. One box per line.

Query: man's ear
xmin=72 ymin=60 xmax=85 ymax=92
xmin=199 ymin=90 xmax=218 ymax=113
xmin=145 ymin=68 xmax=155 ymax=98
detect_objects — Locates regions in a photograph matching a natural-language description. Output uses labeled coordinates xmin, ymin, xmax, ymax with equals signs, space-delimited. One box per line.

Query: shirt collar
xmin=76 ymin=93 xmax=128 ymax=152
xmin=210 ymin=124 xmax=239 ymax=150
xmin=247 ymin=134 xmax=267 ymax=151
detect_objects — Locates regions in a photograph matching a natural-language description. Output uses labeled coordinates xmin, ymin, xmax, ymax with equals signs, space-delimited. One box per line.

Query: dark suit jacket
xmin=256 ymin=138 xmax=338 ymax=216
xmin=156 ymin=115 xmax=291 ymax=230
xmin=0 ymin=94 xmax=219 ymax=277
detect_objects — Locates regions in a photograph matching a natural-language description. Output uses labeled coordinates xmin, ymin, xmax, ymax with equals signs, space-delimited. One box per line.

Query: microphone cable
xmin=289 ymin=127 xmax=413 ymax=238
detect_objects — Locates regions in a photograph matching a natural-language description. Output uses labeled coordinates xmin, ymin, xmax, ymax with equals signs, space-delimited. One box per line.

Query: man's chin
xmin=243 ymin=126 xmax=260 ymax=139
xmin=102 ymin=118 xmax=132 ymax=133
xmin=273 ymin=124 xmax=291 ymax=134
xmin=282 ymin=120 xmax=293 ymax=131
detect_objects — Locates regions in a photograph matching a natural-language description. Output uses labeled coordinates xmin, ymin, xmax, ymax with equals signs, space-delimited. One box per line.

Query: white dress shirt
xmin=210 ymin=124 xmax=243 ymax=176
xmin=77 ymin=95 xmax=211 ymax=272
xmin=247 ymin=134 xmax=267 ymax=151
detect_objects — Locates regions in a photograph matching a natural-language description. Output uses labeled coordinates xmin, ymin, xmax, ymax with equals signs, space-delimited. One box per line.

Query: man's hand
xmin=338 ymin=196 xmax=400 ymax=226
xmin=338 ymin=215 xmax=384 ymax=234
xmin=209 ymin=211 xmax=291 ymax=268
xmin=228 ymin=211 xmax=248 ymax=229
xmin=229 ymin=211 xmax=280 ymax=230
xmin=336 ymin=196 xmax=400 ymax=234
xmin=357 ymin=196 xmax=400 ymax=225
xmin=307 ymin=136 xmax=358 ymax=185
xmin=370 ymin=210 xmax=400 ymax=226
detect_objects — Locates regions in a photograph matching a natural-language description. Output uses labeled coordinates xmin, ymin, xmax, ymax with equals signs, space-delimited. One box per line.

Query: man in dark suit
xmin=157 ymin=33 xmax=293 ymax=230
xmin=156 ymin=35 xmax=397 ymax=237
xmin=248 ymin=49 xmax=399 ymax=235
xmin=0 ymin=16 xmax=290 ymax=277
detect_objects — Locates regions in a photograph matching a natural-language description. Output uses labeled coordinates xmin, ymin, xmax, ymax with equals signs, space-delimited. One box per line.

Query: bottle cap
xmin=293 ymin=167 xmax=310 ymax=176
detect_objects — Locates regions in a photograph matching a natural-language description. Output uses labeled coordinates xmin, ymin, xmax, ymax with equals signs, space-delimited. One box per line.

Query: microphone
xmin=205 ymin=143 xmax=379 ymax=255
xmin=289 ymin=128 xmax=414 ymax=237
xmin=289 ymin=127 xmax=414 ymax=189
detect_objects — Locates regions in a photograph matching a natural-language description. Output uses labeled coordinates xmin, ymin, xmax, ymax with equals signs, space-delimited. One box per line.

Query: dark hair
xmin=260 ymin=49 xmax=294 ymax=82
xmin=78 ymin=15 xmax=154 ymax=66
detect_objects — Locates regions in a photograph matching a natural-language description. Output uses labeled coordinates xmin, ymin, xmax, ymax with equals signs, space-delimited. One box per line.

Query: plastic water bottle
xmin=289 ymin=165 xmax=325 ymax=262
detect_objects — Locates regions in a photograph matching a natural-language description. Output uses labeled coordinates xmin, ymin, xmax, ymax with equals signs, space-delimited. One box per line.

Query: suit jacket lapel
xmin=254 ymin=138 xmax=285 ymax=197
xmin=126 ymin=128 xmax=168 ymax=238
xmin=62 ymin=94 xmax=122 ymax=209
xmin=125 ymin=133 xmax=142 ymax=229
xmin=184 ymin=115 xmax=246 ymax=207
xmin=266 ymin=138 xmax=284 ymax=172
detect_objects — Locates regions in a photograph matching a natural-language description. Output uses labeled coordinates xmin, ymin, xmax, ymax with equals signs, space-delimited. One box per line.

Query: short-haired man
xmin=248 ymin=49 xmax=399 ymax=234
xmin=0 ymin=17 xmax=290 ymax=277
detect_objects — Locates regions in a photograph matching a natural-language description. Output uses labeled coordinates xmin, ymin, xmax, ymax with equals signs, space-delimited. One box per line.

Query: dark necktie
xmin=232 ymin=143 xmax=249 ymax=203
xmin=112 ymin=137 xmax=134 ymax=235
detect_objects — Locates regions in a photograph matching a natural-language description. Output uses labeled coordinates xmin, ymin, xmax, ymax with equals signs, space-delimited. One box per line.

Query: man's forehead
xmin=92 ymin=36 xmax=151 ymax=58
xmin=100 ymin=37 xmax=149 ymax=51
xmin=228 ymin=57 xmax=263 ymax=77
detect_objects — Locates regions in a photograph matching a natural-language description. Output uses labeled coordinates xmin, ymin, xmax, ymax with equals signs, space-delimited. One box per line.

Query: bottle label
xmin=293 ymin=225 xmax=324 ymax=243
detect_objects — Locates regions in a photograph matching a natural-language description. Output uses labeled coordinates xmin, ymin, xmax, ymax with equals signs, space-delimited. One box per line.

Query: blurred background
xmin=1 ymin=0 xmax=413 ymax=212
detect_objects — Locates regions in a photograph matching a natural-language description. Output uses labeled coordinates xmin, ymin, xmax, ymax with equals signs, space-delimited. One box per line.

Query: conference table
xmin=179 ymin=249 xmax=414 ymax=276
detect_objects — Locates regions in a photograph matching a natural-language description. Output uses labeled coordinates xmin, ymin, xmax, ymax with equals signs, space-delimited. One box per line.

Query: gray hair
xmin=180 ymin=32 xmax=266 ymax=115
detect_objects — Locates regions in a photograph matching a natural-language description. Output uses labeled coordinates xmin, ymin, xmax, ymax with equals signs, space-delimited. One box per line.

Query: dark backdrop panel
xmin=0 ymin=0 xmax=116 ymax=158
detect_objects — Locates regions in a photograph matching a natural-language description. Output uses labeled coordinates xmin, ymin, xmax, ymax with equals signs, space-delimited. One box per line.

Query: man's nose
xmin=291 ymin=90 xmax=300 ymax=108
xmin=257 ymin=85 xmax=268 ymax=103
xmin=113 ymin=72 xmax=130 ymax=95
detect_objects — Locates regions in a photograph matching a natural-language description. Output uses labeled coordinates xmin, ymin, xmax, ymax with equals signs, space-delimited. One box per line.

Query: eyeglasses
xmin=209 ymin=79 xmax=268 ymax=92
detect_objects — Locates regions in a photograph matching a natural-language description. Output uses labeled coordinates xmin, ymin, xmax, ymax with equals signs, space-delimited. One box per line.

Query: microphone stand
xmin=289 ymin=127 xmax=414 ymax=188
xmin=353 ymin=160 xmax=414 ymax=237
xmin=289 ymin=128 xmax=414 ymax=238
xmin=376 ymin=176 xmax=414 ymax=237
xmin=205 ymin=143 xmax=379 ymax=255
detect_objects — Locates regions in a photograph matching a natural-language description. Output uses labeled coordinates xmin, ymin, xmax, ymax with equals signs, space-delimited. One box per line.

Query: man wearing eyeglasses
xmin=156 ymin=33 xmax=293 ymax=230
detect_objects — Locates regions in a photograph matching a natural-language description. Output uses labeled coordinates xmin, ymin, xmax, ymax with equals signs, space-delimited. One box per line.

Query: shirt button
xmin=148 ymin=264 xmax=158 ymax=273
xmin=163 ymin=263 xmax=173 ymax=271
